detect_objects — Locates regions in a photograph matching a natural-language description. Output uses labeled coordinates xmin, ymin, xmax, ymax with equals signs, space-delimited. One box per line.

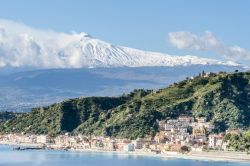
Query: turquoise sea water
xmin=0 ymin=145 xmax=249 ymax=166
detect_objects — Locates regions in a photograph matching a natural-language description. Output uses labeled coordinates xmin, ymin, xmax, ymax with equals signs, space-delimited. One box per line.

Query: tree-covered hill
xmin=0 ymin=112 xmax=20 ymax=122
xmin=1 ymin=71 xmax=250 ymax=139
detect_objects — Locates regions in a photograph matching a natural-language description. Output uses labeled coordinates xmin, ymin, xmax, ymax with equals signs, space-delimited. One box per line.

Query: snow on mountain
xmin=0 ymin=20 xmax=240 ymax=69
xmin=52 ymin=32 xmax=239 ymax=68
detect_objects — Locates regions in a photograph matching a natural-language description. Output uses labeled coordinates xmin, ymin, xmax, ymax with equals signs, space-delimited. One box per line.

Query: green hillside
xmin=0 ymin=112 xmax=20 ymax=122
xmin=1 ymin=71 xmax=250 ymax=139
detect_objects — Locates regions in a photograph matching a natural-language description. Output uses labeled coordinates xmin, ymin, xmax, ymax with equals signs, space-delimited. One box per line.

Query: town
xmin=0 ymin=116 xmax=241 ymax=154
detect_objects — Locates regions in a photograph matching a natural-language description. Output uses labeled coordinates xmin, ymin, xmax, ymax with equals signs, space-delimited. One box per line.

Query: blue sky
xmin=0 ymin=0 xmax=250 ymax=63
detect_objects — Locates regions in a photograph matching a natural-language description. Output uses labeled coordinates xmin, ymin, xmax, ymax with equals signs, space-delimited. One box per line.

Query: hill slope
xmin=1 ymin=72 xmax=250 ymax=139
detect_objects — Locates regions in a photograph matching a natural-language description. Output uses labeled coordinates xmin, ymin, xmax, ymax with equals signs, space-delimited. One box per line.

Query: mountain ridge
xmin=1 ymin=71 xmax=250 ymax=139
xmin=0 ymin=66 xmax=243 ymax=112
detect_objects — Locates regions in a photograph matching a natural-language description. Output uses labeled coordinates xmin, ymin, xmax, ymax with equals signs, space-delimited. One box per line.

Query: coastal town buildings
xmin=0 ymin=115 xmax=241 ymax=154
xmin=157 ymin=116 xmax=218 ymax=151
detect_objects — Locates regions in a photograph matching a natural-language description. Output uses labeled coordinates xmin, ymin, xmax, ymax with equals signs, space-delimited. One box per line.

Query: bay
xmin=0 ymin=145 xmax=249 ymax=166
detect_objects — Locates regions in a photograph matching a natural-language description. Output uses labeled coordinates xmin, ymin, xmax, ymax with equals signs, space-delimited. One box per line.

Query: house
xmin=113 ymin=139 xmax=131 ymax=151
xmin=208 ymin=134 xmax=224 ymax=149
xmin=132 ymin=138 xmax=152 ymax=149
xmin=193 ymin=127 xmax=206 ymax=139
xmin=178 ymin=127 xmax=188 ymax=133
xmin=37 ymin=135 xmax=54 ymax=144
xmin=204 ymin=123 xmax=215 ymax=132
xmin=196 ymin=117 xmax=206 ymax=123
xmin=164 ymin=123 xmax=175 ymax=132
xmin=178 ymin=116 xmax=194 ymax=123
xmin=55 ymin=135 xmax=69 ymax=146
xmin=167 ymin=144 xmax=182 ymax=152
xmin=123 ymin=143 xmax=135 ymax=152
xmin=158 ymin=120 xmax=166 ymax=131
xmin=67 ymin=137 xmax=79 ymax=147
xmin=102 ymin=138 xmax=116 ymax=151
xmin=201 ymin=71 xmax=216 ymax=78
xmin=154 ymin=131 xmax=166 ymax=143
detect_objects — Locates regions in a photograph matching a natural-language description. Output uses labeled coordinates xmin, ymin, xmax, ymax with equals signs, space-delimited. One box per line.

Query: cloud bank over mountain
xmin=0 ymin=19 xmax=239 ymax=69
xmin=168 ymin=31 xmax=250 ymax=62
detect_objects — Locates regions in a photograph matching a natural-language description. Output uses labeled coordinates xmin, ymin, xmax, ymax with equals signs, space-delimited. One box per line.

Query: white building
xmin=209 ymin=134 xmax=224 ymax=149
xmin=178 ymin=116 xmax=194 ymax=123
xmin=37 ymin=135 xmax=50 ymax=144
xmin=123 ymin=143 xmax=135 ymax=152
xmin=197 ymin=117 xmax=206 ymax=123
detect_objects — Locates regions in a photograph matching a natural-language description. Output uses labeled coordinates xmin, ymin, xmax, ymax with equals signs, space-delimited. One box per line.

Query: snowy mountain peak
xmin=73 ymin=32 xmax=93 ymax=40
xmin=0 ymin=20 xmax=241 ymax=69
xmin=56 ymin=32 xmax=240 ymax=68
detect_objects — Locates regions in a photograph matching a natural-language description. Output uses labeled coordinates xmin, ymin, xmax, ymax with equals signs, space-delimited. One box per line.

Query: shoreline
xmin=1 ymin=142 xmax=249 ymax=163
xmin=68 ymin=148 xmax=250 ymax=163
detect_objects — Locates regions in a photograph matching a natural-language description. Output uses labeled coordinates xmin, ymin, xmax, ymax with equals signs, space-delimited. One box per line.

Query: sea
xmin=0 ymin=145 xmax=249 ymax=166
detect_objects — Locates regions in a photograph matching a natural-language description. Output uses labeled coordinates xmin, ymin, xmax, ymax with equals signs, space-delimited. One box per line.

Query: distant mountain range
xmin=0 ymin=65 xmax=244 ymax=112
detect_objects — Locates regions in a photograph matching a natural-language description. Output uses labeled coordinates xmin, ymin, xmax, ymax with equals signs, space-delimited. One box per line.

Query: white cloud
xmin=168 ymin=31 xmax=250 ymax=61
xmin=0 ymin=19 xmax=94 ymax=68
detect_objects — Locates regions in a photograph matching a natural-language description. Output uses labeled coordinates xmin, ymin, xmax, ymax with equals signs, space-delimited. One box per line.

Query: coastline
xmin=1 ymin=142 xmax=249 ymax=163
xmin=68 ymin=148 xmax=250 ymax=163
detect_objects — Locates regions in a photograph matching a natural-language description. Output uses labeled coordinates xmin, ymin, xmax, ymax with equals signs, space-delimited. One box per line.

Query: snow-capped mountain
xmin=55 ymin=32 xmax=238 ymax=68
xmin=0 ymin=22 xmax=240 ymax=69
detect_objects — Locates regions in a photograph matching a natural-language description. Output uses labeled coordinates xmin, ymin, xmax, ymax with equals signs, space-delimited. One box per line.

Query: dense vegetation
xmin=1 ymin=71 xmax=250 ymax=139
xmin=223 ymin=130 xmax=250 ymax=152
xmin=0 ymin=112 xmax=20 ymax=122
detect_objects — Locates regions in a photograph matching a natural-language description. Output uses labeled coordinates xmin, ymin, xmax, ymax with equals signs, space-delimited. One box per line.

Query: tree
xmin=179 ymin=145 xmax=190 ymax=153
